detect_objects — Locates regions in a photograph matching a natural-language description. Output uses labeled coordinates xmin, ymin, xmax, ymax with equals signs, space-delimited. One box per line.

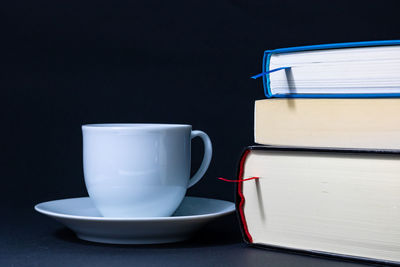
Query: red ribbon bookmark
xmin=218 ymin=177 xmax=259 ymax=182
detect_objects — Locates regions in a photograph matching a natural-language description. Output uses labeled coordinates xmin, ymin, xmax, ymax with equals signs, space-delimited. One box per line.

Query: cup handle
xmin=187 ymin=130 xmax=212 ymax=188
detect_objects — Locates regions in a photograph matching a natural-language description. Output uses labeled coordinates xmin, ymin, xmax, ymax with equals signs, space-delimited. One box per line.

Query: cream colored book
xmin=255 ymin=98 xmax=400 ymax=149
xmin=237 ymin=146 xmax=400 ymax=264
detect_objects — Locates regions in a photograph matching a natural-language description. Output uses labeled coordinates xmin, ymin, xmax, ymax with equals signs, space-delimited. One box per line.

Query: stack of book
xmin=237 ymin=41 xmax=400 ymax=264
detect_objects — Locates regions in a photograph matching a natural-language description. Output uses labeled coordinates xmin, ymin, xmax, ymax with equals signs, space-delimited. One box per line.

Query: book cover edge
xmin=249 ymin=144 xmax=400 ymax=154
xmin=248 ymin=242 xmax=399 ymax=265
xmin=235 ymin=148 xmax=253 ymax=244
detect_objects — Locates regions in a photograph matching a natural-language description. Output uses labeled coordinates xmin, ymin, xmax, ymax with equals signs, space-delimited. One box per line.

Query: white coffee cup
xmin=82 ymin=123 xmax=212 ymax=218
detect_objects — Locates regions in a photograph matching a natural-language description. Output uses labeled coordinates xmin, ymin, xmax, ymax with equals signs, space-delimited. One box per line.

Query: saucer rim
xmin=34 ymin=196 xmax=235 ymax=222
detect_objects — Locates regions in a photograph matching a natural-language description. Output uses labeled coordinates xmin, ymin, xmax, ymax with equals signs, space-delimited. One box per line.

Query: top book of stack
xmin=257 ymin=40 xmax=400 ymax=98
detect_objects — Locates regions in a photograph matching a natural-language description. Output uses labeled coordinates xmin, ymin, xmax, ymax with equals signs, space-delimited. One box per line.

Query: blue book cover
xmin=254 ymin=40 xmax=400 ymax=98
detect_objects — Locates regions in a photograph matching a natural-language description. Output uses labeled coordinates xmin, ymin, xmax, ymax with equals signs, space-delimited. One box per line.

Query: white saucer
xmin=35 ymin=196 xmax=235 ymax=244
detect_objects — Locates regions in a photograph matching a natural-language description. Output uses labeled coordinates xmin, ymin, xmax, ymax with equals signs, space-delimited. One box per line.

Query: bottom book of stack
xmin=236 ymin=145 xmax=400 ymax=264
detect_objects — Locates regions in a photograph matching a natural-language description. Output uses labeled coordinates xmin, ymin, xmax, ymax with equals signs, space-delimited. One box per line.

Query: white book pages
xmin=268 ymin=46 xmax=400 ymax=95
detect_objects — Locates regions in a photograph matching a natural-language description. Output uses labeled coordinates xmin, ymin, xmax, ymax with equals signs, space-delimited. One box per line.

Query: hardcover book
xmin=254 ymin=98 xmax=400 ymax=149
xmin=236 ymin=145 xmax=400 ymax=264
xmin=257 ymin=40 xmax=400 ymax=98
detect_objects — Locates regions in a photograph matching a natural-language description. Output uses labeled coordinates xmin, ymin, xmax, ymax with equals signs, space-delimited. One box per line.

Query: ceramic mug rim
xmin=82 ymin=123 xmax=192 ymax=131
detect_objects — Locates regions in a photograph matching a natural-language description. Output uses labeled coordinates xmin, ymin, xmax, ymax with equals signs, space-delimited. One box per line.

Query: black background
xmin=2 ymin=0 xmax=400 ymax=266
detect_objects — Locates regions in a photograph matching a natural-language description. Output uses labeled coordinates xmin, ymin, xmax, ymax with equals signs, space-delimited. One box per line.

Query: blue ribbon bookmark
xmin=251 ymin=66 xmax=291 ymax=79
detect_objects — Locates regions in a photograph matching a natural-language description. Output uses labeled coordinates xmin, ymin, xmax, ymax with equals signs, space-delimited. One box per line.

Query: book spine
xmin=262 ymin=51 xmax=273 ymax=98
xmin=236 ymin=148 xmax=253 ymax=243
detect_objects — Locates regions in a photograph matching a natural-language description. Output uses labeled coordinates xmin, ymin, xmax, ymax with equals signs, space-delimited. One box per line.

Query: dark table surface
xmin=2 ymin=203 xmax=378 ymax=267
